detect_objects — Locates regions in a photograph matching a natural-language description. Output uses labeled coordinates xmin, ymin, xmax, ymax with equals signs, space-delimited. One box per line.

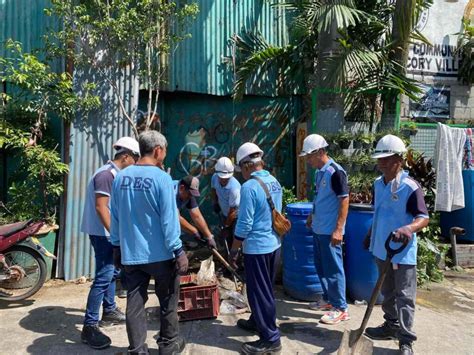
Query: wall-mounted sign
xmin=407 ymin=0 xmax=469 ymax=78
xmin=409 ymin=84 xmax=450 ymax=120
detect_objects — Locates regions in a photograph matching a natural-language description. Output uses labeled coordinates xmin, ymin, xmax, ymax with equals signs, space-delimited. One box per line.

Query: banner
xmin=409 ymin=84 xmax=450 ymax=120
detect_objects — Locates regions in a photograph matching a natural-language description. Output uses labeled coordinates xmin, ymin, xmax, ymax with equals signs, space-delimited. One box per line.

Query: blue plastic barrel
xmin=441 ymin=170 xmax=474 ymax=242
xmin=283 ymin=202 xmax=323 ymax=301
xmin=345 ymin=203 xmax=383 ymax=304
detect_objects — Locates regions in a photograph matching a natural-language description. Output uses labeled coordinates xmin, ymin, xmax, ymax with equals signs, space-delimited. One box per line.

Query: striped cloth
xmin=464 ymin=128 xmax=474 ymax=170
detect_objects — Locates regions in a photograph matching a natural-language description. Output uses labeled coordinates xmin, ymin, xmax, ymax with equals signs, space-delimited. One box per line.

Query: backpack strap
xmin=251 ymin=176 xmax=275 ymax=211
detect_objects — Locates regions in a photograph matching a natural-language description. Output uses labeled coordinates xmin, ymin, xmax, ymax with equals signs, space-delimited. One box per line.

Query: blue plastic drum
xmin=344 ymin=203 xmax=383 ymax=304
xmin=282 ymin=202 xmax=323 ymax=301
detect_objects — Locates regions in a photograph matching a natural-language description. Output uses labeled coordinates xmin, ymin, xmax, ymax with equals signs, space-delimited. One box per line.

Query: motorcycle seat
xmin=0 ymin=220 xmax=33 ymax=238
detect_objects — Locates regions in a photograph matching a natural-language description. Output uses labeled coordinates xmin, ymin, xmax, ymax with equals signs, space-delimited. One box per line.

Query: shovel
xmin=337 ymin=232 xmax=407 ymax=355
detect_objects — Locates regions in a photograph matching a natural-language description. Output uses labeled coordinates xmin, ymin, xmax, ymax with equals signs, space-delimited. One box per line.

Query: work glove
xmin=392 ymin=225 xmax=413 ymax=244
xmin=213 ymin=203 xmax=221 ymax=215
xmin=112 ymin=246 xmax=122 ymax=269
xmin=207 ymin=235 xmax=217 ymax=249
xmin=176 ymin=252 xmax=189 ymax=275
xmin=228 ymin=248 xmax=240 ymax=269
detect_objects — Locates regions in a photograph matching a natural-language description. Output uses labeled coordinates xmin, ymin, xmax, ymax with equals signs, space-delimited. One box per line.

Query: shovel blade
xmin=337 ymin=329 xmax=374 ymax=355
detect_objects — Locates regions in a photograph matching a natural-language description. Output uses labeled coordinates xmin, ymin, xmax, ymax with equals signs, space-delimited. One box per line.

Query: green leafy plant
xmin=0 ymin=42 xmax=95 ymax=224
xmin=47 ymin=0 xmax=199 ymax=136
xmin=455 ymin=18 xmax=474 ymax=85
xmin=282 ymin=186 xmax=301 ymax=214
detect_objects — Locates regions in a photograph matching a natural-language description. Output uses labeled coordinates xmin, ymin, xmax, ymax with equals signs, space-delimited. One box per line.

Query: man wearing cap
xmin=80 ymin=136 xmax=140 ymax=349
xmin=229 ymin=142 xmax=283 ymax=355
xmin=211 ymin=157 xmax=241 ymax=252
xmin=364 ymin=134 xmax=429 ymax=355
xmin=300 ymin=134 xmax=350 ymax=325
xmin=175 ymin=175 xmax=217 ymax=249
xmin=110 ymin=131 xmax=188 ymax=355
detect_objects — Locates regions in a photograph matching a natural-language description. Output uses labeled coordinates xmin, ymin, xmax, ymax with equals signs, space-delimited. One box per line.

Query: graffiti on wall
xmin=168 ymin=102 xmax=292 ymax=183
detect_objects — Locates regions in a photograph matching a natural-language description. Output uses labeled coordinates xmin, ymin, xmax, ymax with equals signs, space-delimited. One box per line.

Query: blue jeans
xmin=313 ymin=233 xmax=347 ymax=310
xmin=84 ymin=235 xmax=119 ymax=326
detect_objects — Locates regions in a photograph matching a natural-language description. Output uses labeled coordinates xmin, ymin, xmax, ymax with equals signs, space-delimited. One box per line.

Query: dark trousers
xmin=124 ymin=259 xmax=180 ymax=354
xmin=375 ymin=258 xmax=417 ymax=343
xmin=244 ymin=249 xmax=281 ymax=343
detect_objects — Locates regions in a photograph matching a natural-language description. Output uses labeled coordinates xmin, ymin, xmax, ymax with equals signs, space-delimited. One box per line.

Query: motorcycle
xmin=0 ymin=220 xmax=56 ymax=301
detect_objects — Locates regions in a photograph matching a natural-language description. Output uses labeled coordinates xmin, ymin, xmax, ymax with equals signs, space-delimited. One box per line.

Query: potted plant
xmin=335 ymin=132 xmax=353 ymax=149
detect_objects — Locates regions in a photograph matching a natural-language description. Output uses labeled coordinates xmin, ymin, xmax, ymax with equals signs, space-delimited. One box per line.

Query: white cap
xmin=215 ymin=157 xmax=234 ymax=179
xmin=236 ymin=142 xmax=264 ymax=165
xmin=113 ymin=137 xmax=140 ymax=156
xmin=299 ymin=134 xmax=328 ymax=156
xmin=371 ymin=134 xmax=407 ymax=159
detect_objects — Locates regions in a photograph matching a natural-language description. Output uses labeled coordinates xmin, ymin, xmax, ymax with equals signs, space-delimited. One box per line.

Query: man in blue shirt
xmin=211 ymin=157 xmax=241 ymax=251
xmin=299 ymin=134 xmax=350 ymax=325
xmin=174 ymin=176 xmax=217 ymax=249
xmin=110 ymin=131 xmax=188 ymax=355
xmin=364 ymin=135 xmax=429 ymax=355
xmin=80 ymin=136 xmax=139 ymax=350
xmin=229 ymin=142 xmax=283 ymax=355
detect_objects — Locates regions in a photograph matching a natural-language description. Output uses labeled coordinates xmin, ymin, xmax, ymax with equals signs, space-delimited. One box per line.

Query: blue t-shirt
xmin=110 ymin=165 xmax=182 ymax=265
xmin=81 ymin=161 xmax=119 ymax=237
xmin=211 ymin=174 xmax=241 ymax=217
xmin=235 ymin=170 xmax=282 ymax=255
xmin=370 ymin=170 xmax=429 ymax=265
xmin=312 ymin=159 xmax=349 ymax=235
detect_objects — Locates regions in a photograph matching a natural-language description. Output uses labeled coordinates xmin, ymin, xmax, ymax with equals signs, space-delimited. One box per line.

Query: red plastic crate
xmin=178 ymin=275 xmax=220 ymax=321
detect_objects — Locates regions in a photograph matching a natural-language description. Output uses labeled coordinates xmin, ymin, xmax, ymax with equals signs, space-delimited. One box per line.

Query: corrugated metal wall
xmin=164 ymin=0 xmax=289 ymax=96
xmin=0 ymin=0 xmax=63 ymax=72
xmin=60 ymin=67 xmax=138 ymax=280
xmin=159 ymin=92 xmax=300 ymax=226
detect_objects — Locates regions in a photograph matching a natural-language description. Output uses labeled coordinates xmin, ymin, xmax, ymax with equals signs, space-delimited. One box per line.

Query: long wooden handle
xmin=210 ymin=247 xmax=244 ymax=283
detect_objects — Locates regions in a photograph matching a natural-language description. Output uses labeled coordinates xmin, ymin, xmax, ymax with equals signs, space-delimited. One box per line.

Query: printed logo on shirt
xmin=391 ymin=193 xmax=399 ymax=201
xmin=265 ymin=181 xmax=282 ymax=193
xmin=120 ymin=176 xmax=153 ymax=191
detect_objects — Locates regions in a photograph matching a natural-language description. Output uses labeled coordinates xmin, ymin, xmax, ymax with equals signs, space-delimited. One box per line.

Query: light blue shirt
xmin=110 ymin=165 xmax=182 ymax=265
xmin=235 ymin=170 xmax=282 ymax=255
xmin=81 ymin=161 xmax=119 ymax=237
xmin=312 ymin=159 xmax=349 ymax=235
xmin=211 ymin=174 xmax=241 ymax=217
xmin=370 ymin=171 xmax=429 ymax=265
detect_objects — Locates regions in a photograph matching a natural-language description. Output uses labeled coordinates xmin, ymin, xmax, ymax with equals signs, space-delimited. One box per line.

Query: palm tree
xmin=231 ymin=0 xmax=432 ymax=131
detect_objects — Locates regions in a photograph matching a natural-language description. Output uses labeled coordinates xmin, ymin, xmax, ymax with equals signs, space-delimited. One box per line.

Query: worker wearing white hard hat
xmin=80 ymin=135 xmax=140 ymax=349
xmin=211 ymin=157 xmax=241 ymax=254
xmin=300 ymin=133 xmax=350 ymax=325
xmin=364 ymin=134 xmax=429 ymax=355
xmin=229 ymin=142 xmax=283 ymax=354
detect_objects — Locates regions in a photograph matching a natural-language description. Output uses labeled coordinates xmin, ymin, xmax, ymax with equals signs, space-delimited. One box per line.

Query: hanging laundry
xmin=434 ymin=123 xmax=466 ymax=212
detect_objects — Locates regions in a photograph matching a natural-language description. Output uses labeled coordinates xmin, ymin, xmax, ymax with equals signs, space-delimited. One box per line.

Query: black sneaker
xmin=399 ymin=342 xmax=414 ymax=355
xmin=158 ymin=336 xmax=186 ymax=355
xmin=81 ymin=324 xmax=111 ymax=349
xmin=365 ymin=321 xmax=400 ymax=340
xmin=99 ymin=307 xmax=126 ymax=326
xmin=241 ymin=339 xmax=282 ymax=355
xmin=237 ymin=318 xmax=259 ymax=333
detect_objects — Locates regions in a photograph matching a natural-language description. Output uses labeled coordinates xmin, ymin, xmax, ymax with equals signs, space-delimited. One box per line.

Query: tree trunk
xmin=380 ymin=0 xmax=416 ymax=130
xmin=314 ymin=21 xmax=344 ymax=134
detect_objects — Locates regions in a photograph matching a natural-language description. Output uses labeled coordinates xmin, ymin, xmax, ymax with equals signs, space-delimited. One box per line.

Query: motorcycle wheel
xmin=0 ymin=245 xmax=47 ymax=301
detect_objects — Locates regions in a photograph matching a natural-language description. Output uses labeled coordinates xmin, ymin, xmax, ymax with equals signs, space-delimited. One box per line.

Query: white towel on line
xmin=434 ymin=123 xmax=466 ymax=212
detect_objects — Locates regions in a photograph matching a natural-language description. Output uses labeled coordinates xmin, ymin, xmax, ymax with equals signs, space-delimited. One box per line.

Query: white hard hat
xmin=299 ymin=134 xmax=328 ymax=156
xmin=371 ymin=134 xmax=407 ymax=159
xmin=236 ymin=142 xmax=264 ymax=165
xmin=113 ymin=137 xmax=140 ymax=156
xmin=215 ymin=157 xmax=234 ymax=179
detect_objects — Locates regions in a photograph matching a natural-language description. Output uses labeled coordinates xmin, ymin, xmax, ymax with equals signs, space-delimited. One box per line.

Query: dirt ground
xmin=0 ymin=270 xmax=473 ymax=355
